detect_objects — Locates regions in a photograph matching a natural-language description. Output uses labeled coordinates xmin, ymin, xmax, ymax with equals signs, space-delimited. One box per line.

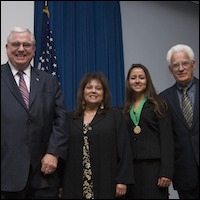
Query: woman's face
xmin=83 ymin=79 xmax=104 ymax=107
xmin=128 ymin=67 xmax=147 ymax=94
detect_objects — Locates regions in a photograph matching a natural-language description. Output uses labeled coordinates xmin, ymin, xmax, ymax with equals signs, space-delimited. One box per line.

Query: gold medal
xmin=133 ymin=125 xmax=141 ymax=134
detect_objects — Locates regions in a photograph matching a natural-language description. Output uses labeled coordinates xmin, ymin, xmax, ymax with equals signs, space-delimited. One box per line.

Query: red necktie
xmin=17 ymin=71 xmax=29 ymax=108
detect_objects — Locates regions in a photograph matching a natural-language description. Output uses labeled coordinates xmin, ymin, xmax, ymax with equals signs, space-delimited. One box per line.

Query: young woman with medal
xmin=123 ymin=64 xmax=174 ymax=199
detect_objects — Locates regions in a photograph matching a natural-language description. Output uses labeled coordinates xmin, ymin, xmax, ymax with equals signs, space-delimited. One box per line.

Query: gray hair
xmin=7 ymin=27 xmax=36 ymax=44
xmin=166 ymin=44 xmax=195 ymax=65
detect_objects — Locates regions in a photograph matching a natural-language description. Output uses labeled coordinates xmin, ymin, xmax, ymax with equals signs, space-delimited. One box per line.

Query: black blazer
xmin=126 ymin=101 xmax=174 ymax=180
xmin=62 ymin=108 xmax=134 ymax=199
xmin=160 ymin=77 xmax=199 ymax=191
xmin=1 ymin=63 xmax=69 ymax=191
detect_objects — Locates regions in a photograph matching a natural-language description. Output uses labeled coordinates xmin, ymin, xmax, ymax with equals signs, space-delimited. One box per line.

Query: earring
xmin=82 ymin=100 xmax=86 ymax=110
xmin=100 ymin=102 xmax=104 ymax=110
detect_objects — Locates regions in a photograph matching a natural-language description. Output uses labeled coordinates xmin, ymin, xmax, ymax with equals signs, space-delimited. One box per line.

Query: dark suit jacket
xmin=160 ymin=77 xmax=199 ymax=191
xmin=62 ymin=108 xmax=134 ymax=199
xmin=126 ymin=101 xmax=174 ymax=180
xmin=1 ymin=63 xmax=69 ymax=192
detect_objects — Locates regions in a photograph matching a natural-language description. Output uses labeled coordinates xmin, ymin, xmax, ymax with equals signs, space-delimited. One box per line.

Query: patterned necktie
xmin=182 ymin=86 xmax=193 ymax=127
xmin=17 ymin=71 xmax=29 ymax=108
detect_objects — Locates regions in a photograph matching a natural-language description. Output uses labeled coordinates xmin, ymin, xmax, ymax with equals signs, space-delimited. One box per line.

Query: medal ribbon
xmin=130 ymin=97 xmax=147 ymax=126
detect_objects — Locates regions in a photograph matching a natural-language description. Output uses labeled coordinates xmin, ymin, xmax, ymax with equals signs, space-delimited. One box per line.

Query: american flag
xmin=38 ymin=6 xmax=59 ymax=79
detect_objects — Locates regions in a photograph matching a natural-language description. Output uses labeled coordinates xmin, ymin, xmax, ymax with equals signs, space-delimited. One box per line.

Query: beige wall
xmin=1 ymin=1 xmax=34 ymax=64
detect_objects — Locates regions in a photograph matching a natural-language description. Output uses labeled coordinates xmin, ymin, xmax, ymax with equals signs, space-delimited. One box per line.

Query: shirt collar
xmin=176 ymin=78 xmax=195 ymax=91
xmin=9 ymin=61 xmax=31 ymax=78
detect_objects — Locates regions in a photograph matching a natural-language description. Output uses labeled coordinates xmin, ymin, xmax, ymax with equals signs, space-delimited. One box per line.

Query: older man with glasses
xmin=1 ymin=27 xmax=69 ymax=199
xmin=160 ymin=44 xmax=199 ymax=199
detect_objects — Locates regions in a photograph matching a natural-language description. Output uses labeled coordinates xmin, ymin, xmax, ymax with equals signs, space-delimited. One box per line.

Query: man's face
xmin=169 ymin=51 xmax=195 ymax=86
xmin=6 ymin=32 xmax=35 ymax=70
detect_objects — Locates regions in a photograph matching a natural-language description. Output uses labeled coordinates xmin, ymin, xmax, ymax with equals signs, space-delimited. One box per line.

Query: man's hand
xmin=41 ymin=153 xmax=58 ymax=174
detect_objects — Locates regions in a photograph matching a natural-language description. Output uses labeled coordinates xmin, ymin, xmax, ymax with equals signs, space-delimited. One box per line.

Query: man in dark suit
xmin=160 ymin=44 xmax=199 ymax=199
xmin=1 ymin=27 xmax=69 ymax=199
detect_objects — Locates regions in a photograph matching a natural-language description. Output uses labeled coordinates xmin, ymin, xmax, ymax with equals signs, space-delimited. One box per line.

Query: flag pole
xmin=38 ymin=1 xmax=59 ymax=79
xmin=43 ymin=1 xmax=49 ymax=18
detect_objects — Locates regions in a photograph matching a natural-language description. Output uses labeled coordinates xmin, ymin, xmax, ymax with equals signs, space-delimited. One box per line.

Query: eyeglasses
xmin=171 ymin=61 xmax=191 ymax=69
xmin=9 ymin=42 xmax=34 ymax=49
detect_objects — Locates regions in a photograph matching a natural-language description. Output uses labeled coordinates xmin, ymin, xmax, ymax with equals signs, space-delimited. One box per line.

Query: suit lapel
xmin=90 ymin=109 xmax=105 ymax=126
xmin=72 ymin=116 xmax=83 ymax=131
xmin=2 ymin=63 xmax=28 ymax=109
xmin=171 ymin=86 xmax=185 ymax=121
xmin=29 ymin=68 xmax=40 ymax=108
xmin=72 ymin=109 xmax=105 ymax=131
xmin=191 ymin=78 xmax=199 ymax=128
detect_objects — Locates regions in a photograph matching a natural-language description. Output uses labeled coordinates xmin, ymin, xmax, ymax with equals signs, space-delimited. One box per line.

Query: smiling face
xmin=169 ymin=51 xmax=195 ymax=86
xmin=83 ymin=79 xmax=104 ymax=108
xmin=128 ymin=67 xmax=147 ymax=95
xmin=6 ymin=32 xmax=35 ymax=71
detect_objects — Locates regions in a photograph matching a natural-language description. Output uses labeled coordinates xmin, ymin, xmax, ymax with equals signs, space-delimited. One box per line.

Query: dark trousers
xmin=1 ymin=174 xmax=59 ymax=199
xmin=1 ymin=187 xmax=59 ymax=199
xmin=1 ymin=164 xmax=60 ymax=199
xmin=177 ymin=186 xmax=199 ymax=199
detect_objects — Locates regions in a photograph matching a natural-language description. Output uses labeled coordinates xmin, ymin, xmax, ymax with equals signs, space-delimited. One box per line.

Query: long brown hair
xmin=123 ymin=64 xmax=168 ymax=118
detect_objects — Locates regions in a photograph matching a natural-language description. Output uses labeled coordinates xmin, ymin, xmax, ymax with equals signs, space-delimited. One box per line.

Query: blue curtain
xmin=34 ymin=1 xmax=125 ymax=111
